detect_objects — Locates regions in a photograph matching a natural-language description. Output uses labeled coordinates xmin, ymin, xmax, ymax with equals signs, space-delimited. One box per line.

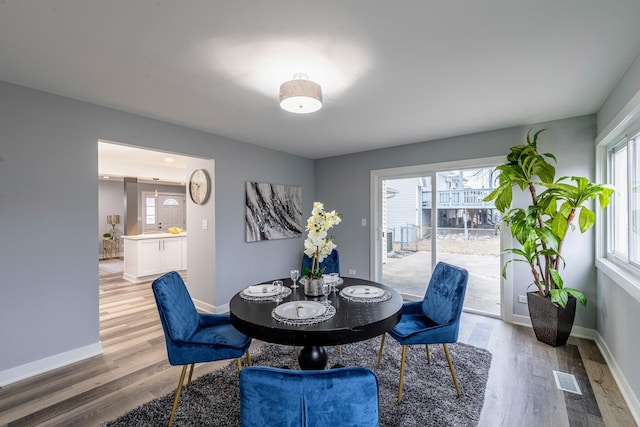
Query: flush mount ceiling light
xmin=279 ymin=73 xmax=323 ymax=114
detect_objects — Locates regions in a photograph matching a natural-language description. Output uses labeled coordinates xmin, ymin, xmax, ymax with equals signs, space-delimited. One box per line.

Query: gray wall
xmin=597 ymin=51 xmax=640 ymax=134
xmin=315 ymin=115 xmax=599 ymax=328
xmin=0 ymin=80 xmax=313 ymax=374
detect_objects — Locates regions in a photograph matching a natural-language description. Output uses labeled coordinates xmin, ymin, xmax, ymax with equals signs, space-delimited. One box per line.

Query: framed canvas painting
xmin=246 ymin=182 xmax=303 ymax=242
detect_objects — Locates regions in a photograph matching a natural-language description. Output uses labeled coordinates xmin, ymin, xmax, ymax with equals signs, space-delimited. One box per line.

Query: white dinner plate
xmin=244 ymin=284 xmax=278 ymax=297
xmin=274 ymin=301 xmax=327 ymax=320
xmin=342 ymin=285 xmax=385 ymax=298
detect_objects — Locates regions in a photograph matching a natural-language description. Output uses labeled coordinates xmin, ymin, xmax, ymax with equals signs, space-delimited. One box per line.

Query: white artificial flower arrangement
xmin=303 ymin=202 xmax=342 ymax=279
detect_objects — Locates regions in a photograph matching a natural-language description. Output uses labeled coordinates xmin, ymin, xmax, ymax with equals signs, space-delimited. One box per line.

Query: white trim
xmin=193 ymin=299 xmax=229 ymax=315
xmin=0 ymin=342 xmax=103 ymax=387
xmin=595 ymin=332 xmax=640 ymax=425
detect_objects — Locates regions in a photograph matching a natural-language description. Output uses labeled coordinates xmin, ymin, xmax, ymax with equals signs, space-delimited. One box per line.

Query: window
xmin=607 ymin=132 xmax=640 ymax=269
xmin=145 ymin=197 xmax=156 ymax=225
xmin=163 ymin=198 xmax=180 ymax=206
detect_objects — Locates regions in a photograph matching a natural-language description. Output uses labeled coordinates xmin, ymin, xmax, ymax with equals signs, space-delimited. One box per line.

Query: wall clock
xmin=189 ymin=169 xmax=211 ymax=205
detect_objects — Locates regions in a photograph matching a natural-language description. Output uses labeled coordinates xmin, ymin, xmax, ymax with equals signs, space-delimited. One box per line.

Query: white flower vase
xmin=304 ymin=277 xmax=324 ymax=297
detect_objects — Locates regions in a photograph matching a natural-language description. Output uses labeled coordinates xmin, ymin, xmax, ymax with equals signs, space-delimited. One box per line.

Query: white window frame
xmin=595 ymin=96 xmax=640 ymax=303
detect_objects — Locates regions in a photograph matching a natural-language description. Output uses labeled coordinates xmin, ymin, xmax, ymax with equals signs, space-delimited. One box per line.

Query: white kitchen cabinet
xmin=123 ymin=233 xmax=187 ymax=283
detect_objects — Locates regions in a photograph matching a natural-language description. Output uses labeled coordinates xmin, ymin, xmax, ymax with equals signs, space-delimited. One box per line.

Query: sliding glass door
xmin=372 ymin=157 xmax=505 ymax=318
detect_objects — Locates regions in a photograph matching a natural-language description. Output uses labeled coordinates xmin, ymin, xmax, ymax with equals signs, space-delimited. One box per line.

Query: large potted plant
xmin=484 ymin=129 xmax=613 ymax=346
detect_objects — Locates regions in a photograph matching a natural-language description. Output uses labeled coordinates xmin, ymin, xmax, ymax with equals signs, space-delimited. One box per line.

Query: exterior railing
xmin=421 ymin=188 xmax=495 ymax=209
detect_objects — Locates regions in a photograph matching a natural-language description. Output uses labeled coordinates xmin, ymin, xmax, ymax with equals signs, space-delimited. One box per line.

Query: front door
xmin=143 ymin=192 xmax=186 ymax=233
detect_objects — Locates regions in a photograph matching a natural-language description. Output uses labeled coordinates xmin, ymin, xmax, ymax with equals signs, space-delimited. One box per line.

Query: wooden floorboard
xmin=0 ymin=271 xmax=635 ymax=426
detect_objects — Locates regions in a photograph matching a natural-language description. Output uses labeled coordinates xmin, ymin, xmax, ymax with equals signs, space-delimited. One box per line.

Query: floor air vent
xmin=553 ymin=370 xmax=582 ymax=395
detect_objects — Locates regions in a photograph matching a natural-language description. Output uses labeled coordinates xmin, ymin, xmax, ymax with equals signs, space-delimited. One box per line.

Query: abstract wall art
xmin=246 ymin=182 xmax=303 ymax=242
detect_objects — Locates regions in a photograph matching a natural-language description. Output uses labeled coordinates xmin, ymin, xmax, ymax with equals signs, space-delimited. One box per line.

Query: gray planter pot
xmin=304 ymin=277 xmax=324 ymax=297
xmin=527 ymin=291 xmax=577 ymax=347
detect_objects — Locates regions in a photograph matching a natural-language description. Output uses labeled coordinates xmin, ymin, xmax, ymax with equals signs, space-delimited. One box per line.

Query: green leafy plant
xmin=484 ymin=129 xmax=614 ymax=308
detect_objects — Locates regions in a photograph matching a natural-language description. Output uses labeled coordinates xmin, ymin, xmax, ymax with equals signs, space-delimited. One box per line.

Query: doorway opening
xmin=371 ymin=157 xmax=506 ymax=319
xmin=97 ymin=141 xmax=215 ymax=306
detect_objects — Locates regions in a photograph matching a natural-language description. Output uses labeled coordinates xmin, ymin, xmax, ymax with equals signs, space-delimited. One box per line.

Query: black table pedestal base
xmin=298 ymin=345 xmax=327 ymax=370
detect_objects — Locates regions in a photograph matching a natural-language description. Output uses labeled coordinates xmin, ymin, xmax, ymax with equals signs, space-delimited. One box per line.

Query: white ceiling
xmin=98 ymin=141 xmax=187 ymax=183
xmin=2 ymin=1 xmax=640 ymax=159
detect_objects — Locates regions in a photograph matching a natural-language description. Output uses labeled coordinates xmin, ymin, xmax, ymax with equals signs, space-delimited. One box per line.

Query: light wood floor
xmin=0 ymin=272 xmax=636 ymax=426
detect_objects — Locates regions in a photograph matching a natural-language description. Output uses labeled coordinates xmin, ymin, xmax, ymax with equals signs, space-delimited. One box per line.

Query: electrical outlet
xmin=361 ymin=218 xmax=367 ymax=226
xmin=349 ymin=269 xmax=356 ymax=275
xmin=518 ymin=295 xmax=528 ymax=304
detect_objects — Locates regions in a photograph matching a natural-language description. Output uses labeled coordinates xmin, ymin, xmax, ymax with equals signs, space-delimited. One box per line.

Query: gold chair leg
xmin=186 ymin=363 xmax=195 ymax=387
xmin=397 ymin=345 xmax=407 ymax=404
xmin=236 ymin=358 xmax=242 ymax=372
xmin=169 ymin=365 xmax=188 ymax=427
xmin=425 ymin=344 xmax=431 ymax=364
xmin=443 ymin=344 xmax=461 ymax=397
xmin=245 ymin=351 xmax=252 ymax=366
xmin=377 ymin=334 xmax=386 ymax=367
xmin=338 ymin=345 xmax=343 ymax=354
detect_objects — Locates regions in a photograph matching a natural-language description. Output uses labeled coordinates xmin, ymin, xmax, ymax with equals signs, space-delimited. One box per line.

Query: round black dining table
xmin=229 ymin=277 xmax=403 ymax=370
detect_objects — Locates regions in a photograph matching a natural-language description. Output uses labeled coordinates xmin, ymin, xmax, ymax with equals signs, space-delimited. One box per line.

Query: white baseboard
xmin=594 ymin=332 xmax=640 ymax=425
xmin=193 ymin=299 xmax=228 ymax=314
xmin=0 ymin=342 xmax=103 ymax=387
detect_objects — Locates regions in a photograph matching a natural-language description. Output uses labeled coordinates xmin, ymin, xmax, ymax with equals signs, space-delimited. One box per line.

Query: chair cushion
xmin=190 ymin=322 xmax=251 ymax=349
xmin=388 ymin=314 xmax=458 ymax=345
xmin=390 ymin=314 xmax=438 ymax=338
xmin=240 ymin=366 xmax=379 ymax=427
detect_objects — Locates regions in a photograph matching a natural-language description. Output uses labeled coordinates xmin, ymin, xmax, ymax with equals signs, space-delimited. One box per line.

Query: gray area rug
xmin=104 ymin=338 xmax=492 ymax=426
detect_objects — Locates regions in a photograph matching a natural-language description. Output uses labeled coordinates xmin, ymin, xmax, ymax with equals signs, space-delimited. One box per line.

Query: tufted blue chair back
xmin=240 ymin=366 xmax=379 ymax=427
xmin=152 ymin=271 xmax=200 ymax=343
xmin=301 ymin=249 xmax=340 ymax=276
xmin=421 ymin=262 xmax=468 ymax=334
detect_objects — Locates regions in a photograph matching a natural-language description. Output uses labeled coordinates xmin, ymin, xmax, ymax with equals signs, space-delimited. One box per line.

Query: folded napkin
xmin=246 ymin=284 xmax=276 ymax=294
xmin=347 ymin=287 xmax=381 ymax=296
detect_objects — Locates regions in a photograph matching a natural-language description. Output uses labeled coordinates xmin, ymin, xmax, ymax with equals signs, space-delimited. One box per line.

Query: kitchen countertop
xmin=121 ymin=232 xmax=186 ymax=240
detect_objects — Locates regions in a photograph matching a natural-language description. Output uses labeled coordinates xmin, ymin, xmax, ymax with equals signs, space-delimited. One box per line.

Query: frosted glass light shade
xmin=279 ymin=77 xmax=323 ymax=114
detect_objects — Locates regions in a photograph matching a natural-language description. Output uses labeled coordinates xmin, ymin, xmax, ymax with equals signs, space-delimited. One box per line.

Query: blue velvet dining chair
xmin=301 ymin=248 xmax=340 ymax=276
xmin=152 ymin=271 xmax=252 ymax=427
xmin=239 ymin=366 xmax=380 ymax=427
xmin=377 ymin=261 xmax=468 ymax=403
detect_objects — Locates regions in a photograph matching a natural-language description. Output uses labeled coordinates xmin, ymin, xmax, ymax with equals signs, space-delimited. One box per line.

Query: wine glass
xmin=321 ymin=280 xmax=331 ymax=305
xmin=290 ymin=269 xmax=300 ymax=288
xmin=329 ymin=272 xmax=339 ymax=293
xmin=273 ymin=280 xmax=284 ymax=303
